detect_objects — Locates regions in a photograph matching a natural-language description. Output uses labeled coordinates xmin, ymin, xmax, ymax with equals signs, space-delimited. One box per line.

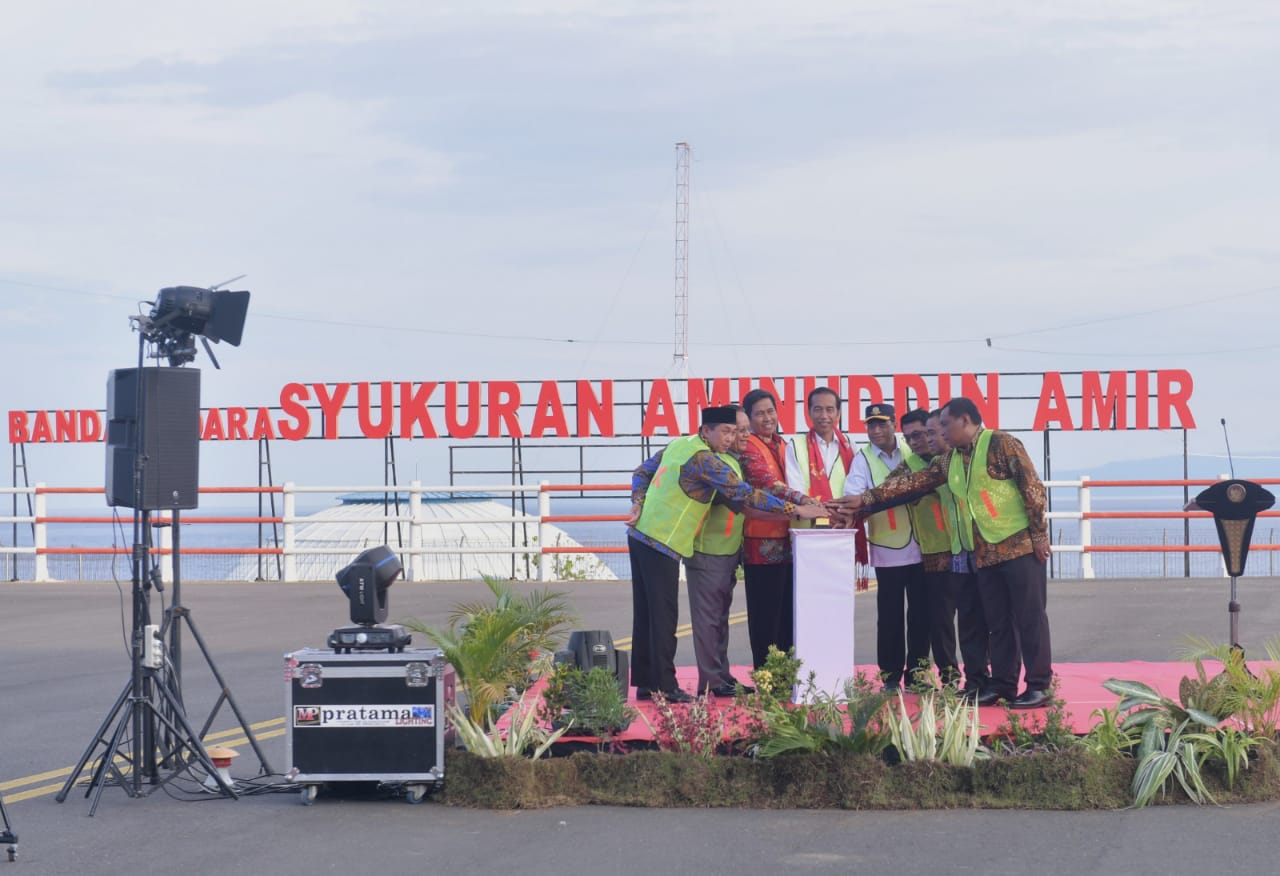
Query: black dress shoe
xmin=709 ymin=683 xmax=751 ymax=698
xmin=1009 ymin=689 xmax=1051 ymax=710
xmin=660 ymin=688 xmax=694 ymax=704
xmin=635 ymin=687 xmax=652 ymax=701
xmin=976 ymin=690 xmax=1008 ymax=707
xmin=881 ymin=681 xmax=901 ymax=693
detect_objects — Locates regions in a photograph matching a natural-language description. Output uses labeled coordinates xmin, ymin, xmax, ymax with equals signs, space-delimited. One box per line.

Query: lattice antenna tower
xmin=673 ymin=141 xmax=690 ymax=378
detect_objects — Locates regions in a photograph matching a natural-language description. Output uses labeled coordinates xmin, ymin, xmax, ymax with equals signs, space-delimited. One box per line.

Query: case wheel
xmin=405 ymin=784 xmax=429 ymax=804
xmin=299 ymin=785 xmax=319 ymax=806
xmin=6 ymin=844 xmax=16 ymax=862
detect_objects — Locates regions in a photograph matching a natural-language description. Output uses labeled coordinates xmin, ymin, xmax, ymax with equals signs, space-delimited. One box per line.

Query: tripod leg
xmin=0 ymin=789 xmax=18 ymax=860
xmin=180 ymin=611 xmax=276 ymax=775
xmin=87 ymin=703 xmax=140 ymax=816
xmin=148 ymin=681 xmax=239 ymax=798
xmin=56 ymin=679 xmax=131 ymax=803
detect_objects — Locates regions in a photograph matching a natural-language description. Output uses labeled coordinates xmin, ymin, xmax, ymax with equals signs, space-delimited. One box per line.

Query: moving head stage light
xmin=330 ymin=546 xmax=412 ymax=653
xmin=555 ymin=630 xmax=630 ymax=695
xmin=143 ymin=285 xmax=250 ymax=367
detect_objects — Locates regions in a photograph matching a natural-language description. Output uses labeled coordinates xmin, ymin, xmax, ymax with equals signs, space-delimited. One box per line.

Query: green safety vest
xmin=692 ymin=453 xmax=745 ymax=556
xmin=635 ymin=435 xmax=717 ymax=558
xmin=934 ymin=481 xmax=963 ymax=555
xmin=789 ymin=435 xmax=848 ymax=530
xmin=947 ymin=430 xmax=1031 ymax=549
xmin=905 ymin=452 xmax=954 ymax=556
xmin=862 ymin=442 xmax=913 ymax=549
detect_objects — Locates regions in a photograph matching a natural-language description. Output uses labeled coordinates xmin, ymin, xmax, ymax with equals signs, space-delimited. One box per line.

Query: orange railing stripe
xmin=540 ymin=484 xmax=629 ymax=492
xmin=37 ymin=516 xmax=283 ymax=525
xmin=1085 ymin=545 xmax=1280 ymax=553
xmin=38 ymin=546 xmax=283 ymax=556
xmin=36 ymin=485 xmax=283 ymax=495
xmin=542 ymin=515 xmax=628 ymax=523
xmin=1083 ymin=511 xmax=1280 ymax=520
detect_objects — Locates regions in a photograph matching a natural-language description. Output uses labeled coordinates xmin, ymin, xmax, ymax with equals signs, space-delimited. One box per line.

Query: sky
xmin=2 ymin=1 xmax=1278 ymax=494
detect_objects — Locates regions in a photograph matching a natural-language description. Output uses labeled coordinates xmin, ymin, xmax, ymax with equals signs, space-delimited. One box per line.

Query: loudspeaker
xmin=105 ymin=367 xmax=201 ymax=510
xmin=554 ymin=630 xmax=630 ymax=695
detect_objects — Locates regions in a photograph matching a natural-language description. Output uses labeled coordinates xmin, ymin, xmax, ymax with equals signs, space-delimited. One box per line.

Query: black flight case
xmin=284 ymin=647 xmax=455 ymax=805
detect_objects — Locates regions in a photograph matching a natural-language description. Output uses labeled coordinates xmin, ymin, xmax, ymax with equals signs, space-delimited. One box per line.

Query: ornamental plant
xmin=1179 ymin=637 xmax=1280 ymax=734
xmin=641 ymin=690 xmax=728 ymax=758
xmin=753 ymin=672 xmax=893 ymax=758
xmin=751 ymin=645 xmax=801 ymax=706
xmin=540 ymin=663 xmax=637 ymax=742
xmin=1103 ymin=677 xmax=1221 ymax=807
xmin=887 ymin=688 xmax=988 ymax=766
xmin=406 ymin=578 xmax=577 ymax=726
xmin=448 ymin=702 xmax=568 ymax=759
xmin=988 ymin=683 xmax=1076 ymax=753
xmin=1076 ymin=705 xmax=1141 ymax=759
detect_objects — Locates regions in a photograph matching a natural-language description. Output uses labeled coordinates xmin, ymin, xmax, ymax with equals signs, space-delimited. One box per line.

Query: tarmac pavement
xmin=3 ymin=575 xmax=1279 ymax=874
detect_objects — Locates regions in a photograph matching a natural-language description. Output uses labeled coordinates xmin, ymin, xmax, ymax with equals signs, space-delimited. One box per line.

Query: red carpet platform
xmin=537 ymin=661 xmax=1237 ymax=746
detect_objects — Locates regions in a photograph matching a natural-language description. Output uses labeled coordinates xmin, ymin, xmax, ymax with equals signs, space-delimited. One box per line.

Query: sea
xmin=2 ymin=487 xmax=1271 ymax=582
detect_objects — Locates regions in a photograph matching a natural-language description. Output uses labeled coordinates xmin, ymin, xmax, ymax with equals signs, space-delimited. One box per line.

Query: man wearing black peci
xmin=627 ymin=406 xmax=829 ymax=702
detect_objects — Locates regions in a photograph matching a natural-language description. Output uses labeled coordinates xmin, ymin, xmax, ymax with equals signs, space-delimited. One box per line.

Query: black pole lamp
xmin=1188 ymin=480 xmax=1276 ymax=651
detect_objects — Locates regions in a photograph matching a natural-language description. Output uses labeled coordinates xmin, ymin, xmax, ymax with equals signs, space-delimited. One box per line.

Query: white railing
xmin=4 ymin=477 xmax=1278 ymax=582
xmin=0 ymin=481 xmax=626 ymax=583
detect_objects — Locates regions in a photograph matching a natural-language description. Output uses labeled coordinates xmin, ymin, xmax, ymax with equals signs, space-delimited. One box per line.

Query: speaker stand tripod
xmin=0 ymin=788 xmax=17 ymax=862
xmin=57 ymin=510 xmax=241 ymax=815
xmin=159 ymin=511 xmax=273 ymax=773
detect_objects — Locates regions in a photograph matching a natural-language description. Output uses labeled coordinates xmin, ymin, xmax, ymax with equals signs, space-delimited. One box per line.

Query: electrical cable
xmin=3 ymin=275 xmax=1275 ymax=353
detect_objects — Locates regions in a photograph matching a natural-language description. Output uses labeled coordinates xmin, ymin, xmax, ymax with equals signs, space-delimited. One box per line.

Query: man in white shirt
xmin=843 ymin=403 xmax=929 ymax=691
xmin=784 ymin=387 xmax=855 ymax=501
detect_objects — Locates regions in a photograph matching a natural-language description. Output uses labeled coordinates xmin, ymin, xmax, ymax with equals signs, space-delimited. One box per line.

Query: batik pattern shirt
xmin=861 ymin=430 xmax=1048 ymax=569
xmin=628 ymin=448 xmax=797 ymax=560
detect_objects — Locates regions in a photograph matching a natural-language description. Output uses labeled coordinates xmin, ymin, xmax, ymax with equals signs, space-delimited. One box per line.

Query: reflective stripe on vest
xmin=905 ymin=452 xmax=952 ymax=556
xmin=947 ymin=430 xmax=1031 ymax=548
xmin=934 ymin=482 xmax=963 ymax=555
xmin=693 ymin=453 xmax=745 ymax=556
xmin=862 ymin=442 xmax=912 ymax=549
xmin=743 ymin=433 xmax=791 ymax=540
xmin=789 ymin=434 xmax=847 ymax=530
xmin=635 ymin=435 xmax=714 ymax=558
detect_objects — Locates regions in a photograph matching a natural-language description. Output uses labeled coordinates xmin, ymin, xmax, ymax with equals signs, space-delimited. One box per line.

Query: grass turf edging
xmin=440 ymin=740 xmax=1280 ymax=810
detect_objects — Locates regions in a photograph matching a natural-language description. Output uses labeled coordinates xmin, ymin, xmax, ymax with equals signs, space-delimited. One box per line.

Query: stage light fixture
xmin=330 ymin=546 xmax=411 ymax=652
xmin=554 ymin=630 xmax=630 ymax=695
xmin=152 ymin=286 xmax=250 ymax=346
xmin=141 ymin=286 xmax=250 ymax=367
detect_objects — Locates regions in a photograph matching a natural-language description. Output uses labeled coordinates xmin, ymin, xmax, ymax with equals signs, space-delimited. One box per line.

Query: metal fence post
xmin=538 ymin=481 xmax=551 ymax=583
xmin=1079 ymin=475 xmax=1094 ymax=580
xmin=283 ymin=482 xmax=297 ymax=582
xmin=33 ymin=483 xmax=48 ymax=582
xmin=158 ymin=522 xmax=173 ymax=584
xmin=408 ymin=481 xmax=422 ymax=582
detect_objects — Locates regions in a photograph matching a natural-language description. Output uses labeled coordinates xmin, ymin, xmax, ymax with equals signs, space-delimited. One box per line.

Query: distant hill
xmin=1057 ymin=453 xmax=1280 ymax=482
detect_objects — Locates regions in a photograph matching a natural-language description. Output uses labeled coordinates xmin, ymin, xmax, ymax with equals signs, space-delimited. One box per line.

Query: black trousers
xmin=627 ymin=536 xmax=683 ymax=694
xmin=977 ymin=551 xmax=1053 ymax=698
xmin=875 ymin=563 xmax=930 ymax=685
xmin=952 ymin=570 xmax=990 ymax=690
xmin=925 ymin=570 xmax=959 ymax=684
xmin=743 ymin=562 xmax=794 ymax=669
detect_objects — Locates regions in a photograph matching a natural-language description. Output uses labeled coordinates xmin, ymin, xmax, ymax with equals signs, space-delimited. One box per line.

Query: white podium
xmin=791 ymin=529 xmax=857 ymax=703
